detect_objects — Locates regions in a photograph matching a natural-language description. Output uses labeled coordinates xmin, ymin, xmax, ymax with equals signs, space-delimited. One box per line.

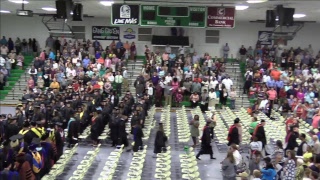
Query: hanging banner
xmin=112 ymin=4 xmax=140 ymax=25
xmin=258 ymin=31 xmax=273 ymax=45
xmin=92 ymin=26 xmax=120 ymax=40
xmin=207 ymin=7 xmax=235 ymax=28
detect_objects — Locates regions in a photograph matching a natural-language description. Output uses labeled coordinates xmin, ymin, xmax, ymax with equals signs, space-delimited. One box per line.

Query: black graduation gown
xmin=54 ymin=130 xmax=63 ymax=160
xmin=101 ymin=107 xmax=110 ymax=125
xmin=117 ymin=119 xmax=128 ymax=146
xmin=91 ymin=115 xmax=103 ymax=141
xmin=132 ymin=126 xmax=144 ymax=152
xmin=40 ymin=142 xmax=54 ymax=175
xmin=285 ymin=132 xmax=299 ymax=151
xmin=154 ymin=131 xmax=168 ymax=153
xmin=255 ymin=125 xmax=267 ymax=147
xmin=5 ymin=124 xmax=19 ymax=141
xmin=109 ymin=115 xmax=119 ymax=145
xmin=227 ymin=126 xmax=239 ymax=146
xmin=130 ymin=115 xmax=139 ymax=134
xmin=199 ymin=127 xmax=213 ymax=155
xmin=67 ymin=120 xmax=79 ymax=144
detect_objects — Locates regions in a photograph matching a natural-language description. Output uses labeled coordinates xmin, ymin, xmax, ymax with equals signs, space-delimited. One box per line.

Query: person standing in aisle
xmin=115 ymin=71 xmax=123 ymax=96
xmin=190 ymin=115 xmax=200 ymax=148
xmin=196 ymin=121 xmax=216 ymax=160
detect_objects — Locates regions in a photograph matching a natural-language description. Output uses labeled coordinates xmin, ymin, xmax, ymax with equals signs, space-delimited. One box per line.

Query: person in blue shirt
xmin=260 ymin=160 xmax=277 ymax=180
xmin=266 ymin=78 xmax=275 ymax=88
xmin=168 ymin=53 xmax=176 ymax=69
xmin=275 ymin=80 xmax=284 ymax=94
xmin=82 ymin=56 xmax=91 ymax=69
xmin=116 ymin=40 xmax=123 ymax=49
xmin=48 ymin=50 xmax=55 ymax=60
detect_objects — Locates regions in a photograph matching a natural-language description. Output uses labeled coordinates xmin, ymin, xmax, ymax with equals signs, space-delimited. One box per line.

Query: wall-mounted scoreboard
xmin=140 ymin=5 xmax=206 ymax=27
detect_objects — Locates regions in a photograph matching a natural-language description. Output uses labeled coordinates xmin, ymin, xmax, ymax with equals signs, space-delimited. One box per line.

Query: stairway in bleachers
xmin=225 ymin=61 xmax=251 ymax=109
xmin=0 ymin=56 xmax=33 ymax=105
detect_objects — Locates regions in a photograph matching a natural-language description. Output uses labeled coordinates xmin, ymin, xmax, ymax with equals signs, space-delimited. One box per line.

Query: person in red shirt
xmin=279 ymin=87 xmax=287 ymax=106
xmin=270 ymin=69 xmax=281 ymax=81
xmin=285 ymin=115 xmax=298 ymax=134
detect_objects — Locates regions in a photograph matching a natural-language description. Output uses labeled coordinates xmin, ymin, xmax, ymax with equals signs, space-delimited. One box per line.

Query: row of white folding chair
xmin=179 ymin=150 xmax=200 ymax=180
xmin=42 ymin=143 xmax=79 ymax=180
xmin=161 ymin=106 xmax=171 ymax=139
xmin=155 ymin=146 xmax=172 ymax=180
xmin=126 ymin=145 xmax=148 ymax=180
xmin=142 ymin=106 xmax=156 ymax=140
xmin=98 ymin=125 xmax=110 ymax=141
xmin=68 ymin=144 xmax=102 ymax=180
xmin=78 ymin=125 xmax=91 ymax=140
xmin=176 ymin=106 xmax=191 ymax=143
xmin=98 ymin=144 xmax=125 ymax=180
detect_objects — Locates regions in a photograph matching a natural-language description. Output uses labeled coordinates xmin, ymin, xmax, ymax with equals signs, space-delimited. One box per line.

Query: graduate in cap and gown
xmin=154 ymin=123 xmax=168 ymax=155
xmin=67 ymin=111 xmax=78 ymax=148
xmin=90 ymin=107 xmax=104 ymax=146
xmin=117 ymin=115 xmax=130 ymax=150
xmin=53 ymin=122 xmax=64 ymax=160
xmin=132 ymin=121 xmax=144 ymax=152
xmin=109 ymin=108 xmax=120 ymax=147
xmin=0 ymin=159 xmax=20 ymax=180
xmin=5 ymin=117 xmax=19 ymax=141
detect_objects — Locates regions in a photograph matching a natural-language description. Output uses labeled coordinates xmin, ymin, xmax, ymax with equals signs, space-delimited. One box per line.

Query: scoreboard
xmin=140 ymin=5 xmax=206 ymax=27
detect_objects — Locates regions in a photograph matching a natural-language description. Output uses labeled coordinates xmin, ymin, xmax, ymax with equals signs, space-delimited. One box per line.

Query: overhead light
xmin=100 ymin=1 xmax=114 ymax=6
xmin=235 ymin=5 xmax=249 ymax=10
xmin=70 ymin=11 xmax=74 ymax=15
xmin=0 ymin=10 xmax=11 ymax=13
xmin=246 ymin=0 xmax=267 ymax=3
xmin=293 ymin=14 xmax=306 ymax=18
xmin=42 ymin=7 xmax=57 ymax=12
xmin=8 ymin=0 xmax=29 ymax=4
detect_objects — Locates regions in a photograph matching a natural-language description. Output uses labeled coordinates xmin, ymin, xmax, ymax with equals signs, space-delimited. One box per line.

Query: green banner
xmin=140 ymin=5 xmax=206 ymax=27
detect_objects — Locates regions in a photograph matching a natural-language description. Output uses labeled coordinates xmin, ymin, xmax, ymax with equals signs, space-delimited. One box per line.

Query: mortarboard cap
xmin=55 ymin=122 xmax=63 ymax=126
xmin=31 ymin=138 xmax=41 ymax=145
xmin=34 ymin=105 xmax=40 ymax=108
xmin=23 ymin=121 xmax=30 ymax=127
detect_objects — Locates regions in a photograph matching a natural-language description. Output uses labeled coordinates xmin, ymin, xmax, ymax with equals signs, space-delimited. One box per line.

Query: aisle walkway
xmin=59 ymin=112 xmax=227 ymax=180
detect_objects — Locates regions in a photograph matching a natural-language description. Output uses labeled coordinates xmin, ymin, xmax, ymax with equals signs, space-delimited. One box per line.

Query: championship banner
xmin=92 ymin=26 xmax=120 ymax=40
xmin=207 ymin=7 xmax=235 ymax=28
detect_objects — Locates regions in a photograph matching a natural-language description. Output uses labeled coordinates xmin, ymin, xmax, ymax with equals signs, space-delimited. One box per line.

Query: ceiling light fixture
xmin=100 ymin=1 xmax=114 ymax=6
xmin=8 ymin=0 xmax=29 ymax=4
xmin=0 ymin=10 xmax=11 ymax=13
xmin=246 ymin=0 xmax=268 ymax=3
xmin=235 ymin=5 xmax=249 ymax=10
xmin=293 ymin=14 xmax=306 ymax=18
xmin=42 ymin=7 xmax=57 ymax=12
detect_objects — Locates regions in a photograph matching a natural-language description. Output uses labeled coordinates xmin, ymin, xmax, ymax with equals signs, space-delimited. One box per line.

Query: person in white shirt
xmin=53 ymin=62 xmax=59 ymax=69
xmin=165 ymin=73 xmax=172 ymax=84
xmin=184 ymin=70 xmax=192 ymax=80
xmin=222 ymin=77 xmax=233 ymax=91
xmin=262 ymin=74 xmax=271 ymax=83
xmin=178 ymin=46 xmax=185 ymax=56
xmin=66 ymin=67 xmax=76 ymax=78
xmin=259 ymin=98 xmax=269 ymax=110
xmin=209 ymin=78 xmax=218 ymax=90
xmin=122 ymin=67 xmax=128 ymax=91
xmin=147 ymin=83 xmax=154 ymax=100
xmin=108 ymin=73 xmax=115 ymax=83
xmin=165 ymin=44 xmax=171 ymax=54
xmin=114 ymin=71 xmax=123 ymax=95
xmin=28 ymin=66 xmax=37 ymax=76
xmin=0 ymin=56 xmax=5 ymax=67
xmin=72 ymin=54 xmax=79 ymax=64
xmin=231 ymin=144 xmax=242 ymax=166
xmin=302 ymin=67 xmax=309 ymax=77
